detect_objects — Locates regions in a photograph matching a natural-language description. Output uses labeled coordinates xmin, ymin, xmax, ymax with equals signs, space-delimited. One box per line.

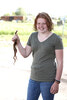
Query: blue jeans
xmin=27 ymin=79 xmax=54 ymax=100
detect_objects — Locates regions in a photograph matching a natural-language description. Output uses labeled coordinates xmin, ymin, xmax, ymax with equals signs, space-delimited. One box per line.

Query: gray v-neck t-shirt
xmin=27 ymin=32 xmax=63 ymax=82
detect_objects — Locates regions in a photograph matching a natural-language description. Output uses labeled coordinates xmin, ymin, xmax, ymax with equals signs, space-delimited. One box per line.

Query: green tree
xmin=3 ymin=13 xmax=10 ymax=16
xmin=12 ymin=12 xmax=16 ymax=16
xmin=15 ymin=7 xmax=27 ymax=21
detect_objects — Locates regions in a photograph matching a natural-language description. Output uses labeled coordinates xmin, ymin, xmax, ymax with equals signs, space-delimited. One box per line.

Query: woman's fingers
xmin=12 ymin=35 xmax=17 ymax=42
xmin=12 ymin=34 xmax=20 ymax=44
xmin=50 ymin=82 xmax=59 ymax=94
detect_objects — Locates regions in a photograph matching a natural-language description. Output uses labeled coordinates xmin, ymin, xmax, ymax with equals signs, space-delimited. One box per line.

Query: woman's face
xmin=36 ymin=18 xmax=48 ymax=33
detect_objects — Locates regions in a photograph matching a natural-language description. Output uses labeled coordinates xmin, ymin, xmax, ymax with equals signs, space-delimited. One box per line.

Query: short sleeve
xmin=55 ymin=36 xmax=63 ymax=49
xmin=27 ymin=34 xmax=32 ymax=46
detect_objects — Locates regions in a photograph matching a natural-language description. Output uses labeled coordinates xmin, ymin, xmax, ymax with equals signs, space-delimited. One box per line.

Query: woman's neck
xmin=38 ymin=31 xmax=53 ymax=42
xmin=38 ymin=31 xmax=52 ymax=37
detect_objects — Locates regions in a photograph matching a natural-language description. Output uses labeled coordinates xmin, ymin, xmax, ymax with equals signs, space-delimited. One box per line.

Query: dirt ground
xmin=0 ymin=41 xmax=67 ymax=100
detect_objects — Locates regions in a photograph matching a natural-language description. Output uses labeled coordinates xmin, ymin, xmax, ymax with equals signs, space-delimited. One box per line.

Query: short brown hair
xmin=34 ymin=12 xmax=54 ymax=31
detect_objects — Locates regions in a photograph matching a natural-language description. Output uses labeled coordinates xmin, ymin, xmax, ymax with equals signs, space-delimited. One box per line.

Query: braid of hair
xmin=13 ymin=30 xmax=18 ymax=64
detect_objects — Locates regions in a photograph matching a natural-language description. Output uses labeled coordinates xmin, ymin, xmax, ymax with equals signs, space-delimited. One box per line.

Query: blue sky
xmin=0 ymin=0 xmax=67 ymax=17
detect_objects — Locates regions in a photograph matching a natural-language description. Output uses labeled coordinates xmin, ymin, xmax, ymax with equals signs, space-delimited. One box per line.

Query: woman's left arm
xmin=50 ymin=49 xmax=63 ymax=94
xmin=55 ymin=49 xmax=63 ymax=81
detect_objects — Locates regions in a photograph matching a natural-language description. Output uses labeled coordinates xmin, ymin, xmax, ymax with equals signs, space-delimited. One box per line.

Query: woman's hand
xmin=50 ymin=82 xmax=59 ymax=94
xmin=12 ymin=34 xmax=20 ymax=44
xmin=12 ymin=33 xmax=32 ymax=58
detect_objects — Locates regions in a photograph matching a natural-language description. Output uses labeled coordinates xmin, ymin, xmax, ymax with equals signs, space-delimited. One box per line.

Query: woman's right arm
xmin=12 ymin=34 xmax=32 ymax=58
xmin=17 ymin=42 xmax=32 ymax=58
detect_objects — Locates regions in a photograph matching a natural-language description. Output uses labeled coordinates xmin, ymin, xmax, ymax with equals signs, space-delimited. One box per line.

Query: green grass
xmin=0 ymin=21 xmax=34 ymax=35
xmin=53 ymin=24 xmax=67 ymax=37
xmin=0 ymin=21 xmax=67 ymax=47
xmin=62 ymin=38 xmax=67 ymax=47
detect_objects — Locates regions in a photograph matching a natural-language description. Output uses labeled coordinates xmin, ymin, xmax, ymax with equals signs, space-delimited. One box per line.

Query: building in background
xmin=0 ymin=16 xmax=23 ymax=21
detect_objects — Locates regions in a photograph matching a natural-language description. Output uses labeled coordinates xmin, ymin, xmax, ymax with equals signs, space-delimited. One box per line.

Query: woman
xmin=12 ymin=12 xmax=63 ymax=100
